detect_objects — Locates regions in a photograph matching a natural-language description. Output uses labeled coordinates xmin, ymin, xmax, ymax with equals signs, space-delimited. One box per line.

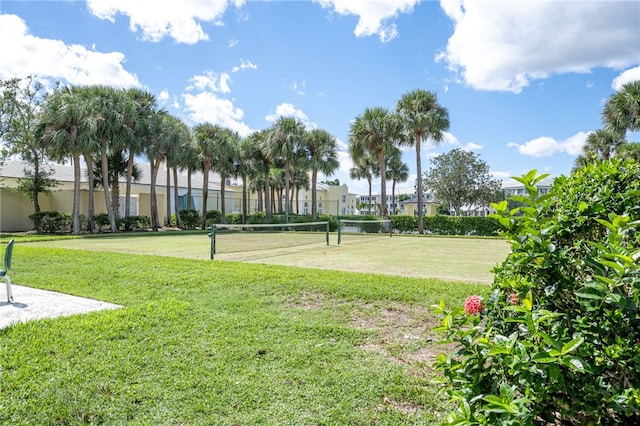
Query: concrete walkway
xmin=0 ymin=285 xmax=121 ymax=329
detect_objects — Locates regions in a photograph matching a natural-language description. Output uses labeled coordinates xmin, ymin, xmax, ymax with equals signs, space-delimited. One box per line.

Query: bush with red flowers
xmin=433 ymin=160 xmax=640 ymax=425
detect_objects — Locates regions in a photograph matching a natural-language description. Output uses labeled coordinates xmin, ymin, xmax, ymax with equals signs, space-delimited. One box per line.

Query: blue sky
xmin=1 ymin=0 xmax=639 ymax=195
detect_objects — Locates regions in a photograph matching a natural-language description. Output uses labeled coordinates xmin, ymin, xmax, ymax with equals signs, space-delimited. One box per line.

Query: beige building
xmin=0 ymin=160 xmax=236 ymax=232
xmin=297 ymin=182 xmax=357 ymax=216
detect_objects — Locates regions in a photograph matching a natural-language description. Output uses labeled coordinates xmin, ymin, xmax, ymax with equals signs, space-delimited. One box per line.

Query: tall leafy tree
xmin=303 ymin=129 xmax=339 ymax=219
xmin=349 ymin=107 xmax=403 ymax=219
xmin=0 ymin=76 xmax=58 ymax=223
xmin=423 ymin=148 xmax=501 ymax=216
xmin=396 ymin=89 xmax=450 ymax=233
xmin=268 ymin=116 xmax=305 ymax=223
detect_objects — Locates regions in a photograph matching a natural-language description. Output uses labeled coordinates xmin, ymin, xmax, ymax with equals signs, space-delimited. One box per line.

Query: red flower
xmin=508 ymin=292 xmax=519 ymax=305
xmin=464 ymin=295 xmax=484 ymax=315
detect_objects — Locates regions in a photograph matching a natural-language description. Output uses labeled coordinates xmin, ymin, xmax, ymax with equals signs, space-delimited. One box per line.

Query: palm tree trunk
xmin=166 ymin=160 xmax=171 ymax=227
xmin=72 ymin=153 xmax=81 ymax=235
xmin=84 ymin=154 xmax=95 ymax=233
xmin=264 ymin=168 xmax=271 ymax=221
xmin=125 ymin=151 xmax=135 ymax=218
xmin=415 ymin=137 xmax=424 ymax=234
xmin=201 ymin=163 xmax=210 ymax=230
xmin=150 ymin=160 xmax=160 ymax=231
xmin=284 ymin=161 xmax=290 ymax=223
xmin=220 ymin=175 xmax=226 ymax=224
xmin=101 ymin=152 xmax=117 ymax=232
xmin=187 ymin=168 xmax=193 ymax=210
xmin=367 ymin=177 xmax=372 ymax=215
xmin=377 ymin=150 xmax=388 ymax=219
xmin=242 ymin=175 xmax=248 ymax=224
xmin=172 ymin=165 xmax=182 ymax=228
xmin=311 ymin=168 xmax=318 ymax=219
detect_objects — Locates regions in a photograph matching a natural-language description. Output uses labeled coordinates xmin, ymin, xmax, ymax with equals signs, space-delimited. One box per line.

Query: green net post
xmin=337 ymin=218 xmax=342 ymax=245
xmin=208 ymin=225 xmax=217 ymax=260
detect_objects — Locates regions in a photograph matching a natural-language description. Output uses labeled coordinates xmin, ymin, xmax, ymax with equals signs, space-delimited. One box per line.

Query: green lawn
xmin=0 ymin=239 xmax=501 ymax=424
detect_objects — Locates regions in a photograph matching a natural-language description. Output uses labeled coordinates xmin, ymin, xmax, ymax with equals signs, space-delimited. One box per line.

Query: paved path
xmin=0 ymin=285 xmax=121 ymax=329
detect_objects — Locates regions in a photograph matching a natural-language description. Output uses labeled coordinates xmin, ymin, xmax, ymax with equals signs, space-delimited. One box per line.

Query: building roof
xmin=0 ymin=159 xmax=229 ymax=192
xmin=501 ymin=176 xmax=555 ymax=189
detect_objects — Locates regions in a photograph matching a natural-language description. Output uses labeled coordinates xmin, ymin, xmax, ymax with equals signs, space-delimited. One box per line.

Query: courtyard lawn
xmin=0 ymin=236 xmax=506 ymax=424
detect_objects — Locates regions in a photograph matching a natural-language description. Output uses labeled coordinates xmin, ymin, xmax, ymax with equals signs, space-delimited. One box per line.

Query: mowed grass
xmin=26 ymin=232 xmax=510 ymax=283
xmin=0 ymin=237 xmax=506 ymax=424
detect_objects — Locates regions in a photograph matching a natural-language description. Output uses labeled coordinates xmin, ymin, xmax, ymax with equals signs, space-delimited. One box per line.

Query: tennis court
xmin=27 ymin=231 xmax=510 ymax=283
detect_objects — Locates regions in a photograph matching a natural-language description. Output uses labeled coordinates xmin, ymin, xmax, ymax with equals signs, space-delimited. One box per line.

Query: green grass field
xmin=0 ymin=234 xmax=508 ymax=424
xmin=24 ymin=232 xmax=510 ymax=283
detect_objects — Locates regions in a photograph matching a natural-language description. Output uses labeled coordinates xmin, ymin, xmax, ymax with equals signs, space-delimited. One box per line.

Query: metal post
xmin=337 ymin=218 xmax=342 ymax=245
xmin=208 ymin=224 xmax=217 ymax=260
xmin=326 ymin=221 xmax=330 ymax=246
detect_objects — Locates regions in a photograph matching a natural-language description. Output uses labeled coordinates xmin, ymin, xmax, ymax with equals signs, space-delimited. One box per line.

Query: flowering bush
xmin=463 ymin=295 xmax=484 ymax=315
xmin=433 ymin=160 xmax=640 ymax=425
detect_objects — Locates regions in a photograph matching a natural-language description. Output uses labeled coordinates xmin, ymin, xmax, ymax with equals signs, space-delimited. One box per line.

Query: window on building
xmin=342 ymin=195 xmax=346 ymax=203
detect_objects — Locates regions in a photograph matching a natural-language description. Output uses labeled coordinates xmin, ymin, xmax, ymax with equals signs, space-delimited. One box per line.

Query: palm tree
xmin=349 ymin=107 xmax=403 ymax=219
xmin=122 ymin=89 xmax=157 ymax=218
xmin=268 ymin=116 xmax=306 ymax=223
xmin=349 ymin=155 xmax=375 ymax=214
xmin=235 ymin=136 xmax=259 ymax=223
xmin=212 ymin=128 xmax=239 ymax=224
xmin=604 ymin=80 xmax=640 ymax=134
xmin=145 ymin=110 xmax=180 ymax=231
xmin=583 ymin=128 xmax=625 ymax=161
xmin=386 ymin=154 xmax=409 ymax=215
xmin=193 ymin=123 xmax=224 ymax=229
xmin=39 ymin=86 xmax=95 ymax=234
xmin=396 ymin=89 xmax=450 ymax=233
xmin=245 ymin=130 xmax=270 ymax=217
xmin=304 ymin=129 xmax=339 ymax=219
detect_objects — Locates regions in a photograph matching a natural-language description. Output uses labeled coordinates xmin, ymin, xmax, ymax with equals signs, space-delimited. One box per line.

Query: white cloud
xmin=0 ymin=14 xmax=140 ymax=87
xmin=491 ymin=170 xmax=513 ymax=180
xmin=508 ymin=131 xmax=589 ymax=157
xmin=612 ymin=66 xmax=640 ymax=91
xmin=157 ymin=89 xmax=170 ymax=102
xmin=231 ymin=59 xmax=257 ymax=73
xmin=86 ymin=0 xmax=245 ymax=44
xmin=462 ymin=142 xmax=483 ymax=151
xmin=437 ymin=0 xmax=640 ymax=93
xmin=265 ymin=103 xmax=317 ymax=129
xmin=182 ymin=92 xmax=253 ymax=137
xmin=228 ymin=38 xmax=239 ymax=48
xmin=187 ymin=70 xmax=232 ymax=93
xmin=314 ymin=0 xmax=420 ymax=43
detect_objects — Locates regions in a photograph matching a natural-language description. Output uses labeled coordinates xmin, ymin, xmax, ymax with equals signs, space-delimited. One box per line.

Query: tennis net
xmin=337 ymin=218 xmax=393 ymax=244
xmin=208 ymin=221 xmax=330 ymax=259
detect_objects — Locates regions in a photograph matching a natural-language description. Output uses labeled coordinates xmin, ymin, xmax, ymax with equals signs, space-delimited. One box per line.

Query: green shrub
xmin=225 ymin=213 xmax=242 ymax=224
xmin=205 ymin=210 xmax=221 ymax=226
xmin=91 ymin=213 xmax=110 ymax=232
xmin=29 ymin=211 xmax=72 ymax=234
xmin=246 ymin=211 xmax=267 ymax=224
xmin=390 ymin=215 xmax=417 ymax=233
xmin=116 ymin=215 xmax=151 ymax=232
xmin=434 ymin=161 xmax=640 ymax=424
xmin=178 ymin=209 xmax=201 ymax=230
xmin=423 ymin=215 xmax=502 ymax=236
